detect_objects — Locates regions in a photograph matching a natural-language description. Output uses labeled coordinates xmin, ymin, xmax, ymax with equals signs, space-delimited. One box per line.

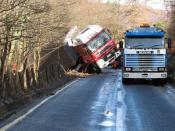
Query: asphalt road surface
xmin=1 ymin=69 xmax=175 ymax=131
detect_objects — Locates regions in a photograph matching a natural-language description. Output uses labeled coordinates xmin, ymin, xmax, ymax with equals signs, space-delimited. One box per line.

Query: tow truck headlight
xmin=158 ymin=67 xmax=165 ymax=71
xmin=161 ymin=74 xmax=167 ymax=77
xmin=123 ymin=74 xmax=129 ymax=78
xmin=125 ymin=67 xmax=131 ymax=71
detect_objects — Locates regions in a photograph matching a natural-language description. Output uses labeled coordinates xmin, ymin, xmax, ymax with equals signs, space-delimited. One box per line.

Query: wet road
xmin=1 ymin=69 xmax=175 ymax=131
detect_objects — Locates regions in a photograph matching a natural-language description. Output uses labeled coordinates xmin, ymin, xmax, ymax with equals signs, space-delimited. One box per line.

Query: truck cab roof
xmin=75 ymin=25 xmax=103 ymax=45
xmin=125 ymin=26 xmax=165 ymax=37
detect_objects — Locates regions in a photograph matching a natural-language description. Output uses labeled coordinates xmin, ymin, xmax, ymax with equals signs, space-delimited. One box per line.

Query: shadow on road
xmin=124 ymin=79 xmax=167 ymax=87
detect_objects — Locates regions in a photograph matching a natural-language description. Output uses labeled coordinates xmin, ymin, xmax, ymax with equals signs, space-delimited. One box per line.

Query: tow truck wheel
xmin=153 ymin=78 xmax=167 ymax=85
xmin=122 ymin=78 xmax=128 ymax=84
xmin=161 ymin=78 xmax=167 ymax=85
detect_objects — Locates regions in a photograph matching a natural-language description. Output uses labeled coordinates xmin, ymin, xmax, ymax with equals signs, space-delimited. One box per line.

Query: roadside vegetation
xmin=167 ymin=2 xmax=175 ymax=40
xmin=69 ymin=0 xmax=167 ymax=40
xmin=66 ymin=70 xmax=91 ymax=78
xmin=0 ymin=0 xmax=72 ymax=104
xmin=166 ymin=1 xmax=175 ymax=79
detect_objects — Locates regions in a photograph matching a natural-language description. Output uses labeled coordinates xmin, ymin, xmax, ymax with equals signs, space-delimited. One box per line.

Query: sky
xmin=100 ymin=0 xmax=166 ymax=10
xmin=145 ymin=0 xmax=165 ymax=10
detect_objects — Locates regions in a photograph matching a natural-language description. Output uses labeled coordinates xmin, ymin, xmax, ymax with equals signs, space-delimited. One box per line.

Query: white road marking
xmin=100 ymin=120 xmax=115 ymax=127
xmin=167 ymin=84 xmax=175 ymax=94
xmin=162 ymin=84 xmax=175 ymax=106
xmin=94 ymin=76 xmax=117 ymax=127
xmin=116 ymin=73 xmax=126 ymax=131
xmin=0 ymin=79 xmax=79 ymax=131
xmin=103 ymin=78 xmax=118 ymax=119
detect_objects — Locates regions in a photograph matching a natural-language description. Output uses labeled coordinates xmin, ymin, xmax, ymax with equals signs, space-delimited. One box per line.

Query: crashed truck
xmin=66 ymin=25 xmax=121 ymax=73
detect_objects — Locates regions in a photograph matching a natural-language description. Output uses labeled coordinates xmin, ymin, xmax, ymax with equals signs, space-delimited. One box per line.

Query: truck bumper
xmin=123 ymin=72 xmax=167 ymax=79
xmin=97 ymin=51 xmax=121 ymax=68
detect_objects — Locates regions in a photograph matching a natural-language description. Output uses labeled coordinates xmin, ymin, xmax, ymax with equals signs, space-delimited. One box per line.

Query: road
xmin=1 ymin=69 xmax=175 ymax=131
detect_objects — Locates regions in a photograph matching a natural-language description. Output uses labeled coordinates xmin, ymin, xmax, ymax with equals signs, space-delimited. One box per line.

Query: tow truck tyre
xmin=160 ymin=78 xmax=167 ymax=85
xmin=122 ymin=78 xmax=129 ymax=84
xmin=153 ymin=78 xmax=167 ymax=85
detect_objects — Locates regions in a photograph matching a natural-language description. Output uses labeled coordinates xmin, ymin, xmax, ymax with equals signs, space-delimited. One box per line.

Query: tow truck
xmin=122 ymin=24 xmax=170 ymax=84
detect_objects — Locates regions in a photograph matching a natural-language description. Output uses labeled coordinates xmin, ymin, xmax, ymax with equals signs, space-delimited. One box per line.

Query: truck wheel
xmin=122 ymin=78 xmax=128 ymax=84
xmin=112 ymin=61 xmax=119 ymax=69
xmin=79 ymin=64 xmax=87 ymax=72
xmin=153 ymin=79 xmax=167 ymax=85
xmin=96 ymin=66 xmax=102 ymax=74
xmin=93 ymin=64 xmax=101 ymax=74
xmin=161 ymin=78 xmax=167 ymax=85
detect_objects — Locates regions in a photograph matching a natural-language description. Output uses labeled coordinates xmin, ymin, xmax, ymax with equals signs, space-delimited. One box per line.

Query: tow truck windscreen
xmin=125 ymin=37 xmax=164 ymax=49
xmin=87 ymin=31 xmax=111 ymax=52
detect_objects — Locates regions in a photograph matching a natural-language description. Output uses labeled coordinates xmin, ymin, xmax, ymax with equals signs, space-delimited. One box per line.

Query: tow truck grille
xmin=125 ymin=54 xmax=165 ymax=67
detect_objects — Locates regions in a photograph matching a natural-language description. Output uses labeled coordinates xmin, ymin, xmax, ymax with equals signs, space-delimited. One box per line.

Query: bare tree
xmin=166 ymin=0 xmax=175 ymax=39
xmin=0 ymin=0 xmax=71 ymax=100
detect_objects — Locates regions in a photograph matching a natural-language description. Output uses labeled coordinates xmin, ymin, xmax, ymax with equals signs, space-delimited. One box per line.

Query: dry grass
xmin=66 ymin=70 xmax=91 ymax=78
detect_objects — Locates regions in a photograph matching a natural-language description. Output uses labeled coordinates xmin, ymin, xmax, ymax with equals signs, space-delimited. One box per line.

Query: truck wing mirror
xmin=168 ymin=38 xmax=172 ymax=49
xmin=105 ymin=29 xmax=112 ymax=37
xmin=106 ymin=29 xmax=111 ymax=34
xmin=119 ymin=41 xmax=124 ymax=49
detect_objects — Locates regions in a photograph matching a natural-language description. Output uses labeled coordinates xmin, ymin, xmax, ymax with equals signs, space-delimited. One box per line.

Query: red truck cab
xmin=74 ymin=25 xmax=121 ymax=68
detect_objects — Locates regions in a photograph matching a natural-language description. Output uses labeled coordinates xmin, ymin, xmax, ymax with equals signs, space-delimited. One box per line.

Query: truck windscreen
xmin=125 ymin=37 xmax=164 ymax=49
xmin=87 ymin=31 xmax=111 ymax=52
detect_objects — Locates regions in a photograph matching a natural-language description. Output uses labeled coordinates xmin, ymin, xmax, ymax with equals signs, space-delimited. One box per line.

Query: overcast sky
xmin=100 ymin=0 xmax=166 ymax=10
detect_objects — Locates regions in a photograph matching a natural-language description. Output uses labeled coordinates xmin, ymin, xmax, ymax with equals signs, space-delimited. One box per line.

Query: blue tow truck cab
xmin=122 ymin=24 xmax=167 ymax=84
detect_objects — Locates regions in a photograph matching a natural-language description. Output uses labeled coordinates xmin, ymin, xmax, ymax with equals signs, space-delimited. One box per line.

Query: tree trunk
xmin=0 ymin=26 xmax=11 ymax=98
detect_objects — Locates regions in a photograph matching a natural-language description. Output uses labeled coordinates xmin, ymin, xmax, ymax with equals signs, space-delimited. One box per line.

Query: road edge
xmin=0 ymin=78 xmax=79 ymax=131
